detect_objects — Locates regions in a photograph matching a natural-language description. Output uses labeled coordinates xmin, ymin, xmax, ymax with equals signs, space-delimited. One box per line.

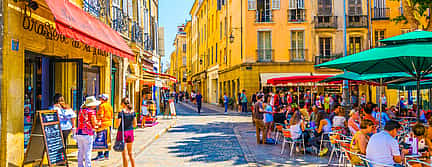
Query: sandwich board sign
xmin=24 ymin=110 xmax=68 ymax=166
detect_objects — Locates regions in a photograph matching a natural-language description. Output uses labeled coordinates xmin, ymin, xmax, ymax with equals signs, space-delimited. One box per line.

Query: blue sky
xmin=160 ymin=0 xmax=194 ymax=72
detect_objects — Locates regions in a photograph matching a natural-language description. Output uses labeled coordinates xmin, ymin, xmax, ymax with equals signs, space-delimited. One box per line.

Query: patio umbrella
xmin=316 ymin=30 xmax=432 ymax=121
xmin=388 ymin=80 xmax=432 ymax=90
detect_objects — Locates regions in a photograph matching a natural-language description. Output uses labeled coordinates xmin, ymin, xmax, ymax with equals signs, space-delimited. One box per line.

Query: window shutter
xmin=137 ymin=0 xmax=141 ymax=25
xmin=122 ymin=0 xmax=128 ymax=15
xmin=248 ymin=0 xmax=256 ymax=10
xmin=128 ymin=0 xmax=133 ymax=18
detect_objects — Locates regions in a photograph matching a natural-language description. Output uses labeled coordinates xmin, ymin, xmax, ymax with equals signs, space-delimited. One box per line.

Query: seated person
xmin=366 ymin=120 xmax=408 ymax=167
xmin=332 ymin=107 xmax=346 ymax=128
xmin=350 ymin=119 xmax=375 ymax=165
xmin=348 ymin=110 xmax=360 ymax=136
xmin=273 ymin=106 xmax=287 ymax=124
xmin=411 ymin=123 xmax=428 ymax=152
xmin=288 ymin=111 xmax=305 ymax=140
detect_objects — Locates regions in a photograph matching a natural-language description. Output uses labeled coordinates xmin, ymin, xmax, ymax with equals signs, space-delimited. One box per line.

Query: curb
xmin=233 ymin=127 xmax=258 ymax=167
xmin=114 ymin=119 xmax=177 ymax=167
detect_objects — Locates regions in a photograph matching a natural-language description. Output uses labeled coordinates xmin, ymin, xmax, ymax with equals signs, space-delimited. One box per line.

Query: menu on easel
xmin=23 ymin=110 xmax=68 ymax=166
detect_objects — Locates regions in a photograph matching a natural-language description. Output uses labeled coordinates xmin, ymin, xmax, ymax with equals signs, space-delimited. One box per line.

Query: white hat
xmin=349 ymin=109 xmax=357 ymax=116
xmin=83 ymin=96 xmax=101 ymax=107
xmin=98 ymin=94 xmax=109 ymax=101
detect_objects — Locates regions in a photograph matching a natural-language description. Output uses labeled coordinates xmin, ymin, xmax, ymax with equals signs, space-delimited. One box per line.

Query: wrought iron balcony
xmin=131 ymin=22 xmax=143 ymax=44
xmin=83 ymin=0 xmax=101 ymax=17
xmin=347 ymin=15 xmax=368 ymax=28
xmin=314 ymin=16 xmax=337 ymax=28
xmin=143 ymin=33 xmax=153 ymax=51
xmin=314 ymin=54 xmax=343 ymax=65
xmin=111 ymin=7 xmax=130 ymax=37
xmin=256 ymin=49 xmax=274 ymax=62
xmin=288 ymin=9 xmax=306 ymax=22
xmin=289 ymin=49 xmax=308 ymax=62
xmin=256 ymin=10 xmax=273 ymax=23
xmin=371 ymin=8 xmax=390 ymax=20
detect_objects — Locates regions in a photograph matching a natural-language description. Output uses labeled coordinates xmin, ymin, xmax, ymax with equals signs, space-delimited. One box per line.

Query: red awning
xmin=45 ymin=0 xmax=135 ymax=60
xmin=267 ymin=75 xmax=334 ymax=85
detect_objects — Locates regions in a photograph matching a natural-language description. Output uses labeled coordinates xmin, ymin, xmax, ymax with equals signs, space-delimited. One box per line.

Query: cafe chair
xmin=340 ymin=146 xmax=367 ymax=167
xmin=280 ymin=128 xmax=306 ymax=157
xmin=274 ymin=123 xmax=285 ymax=144
xmin=358 ymin=155 xmax=395 ymax=167
xmin=328 ymin=139 xmax=351 ymax=166
xmin=406 ymin=159 xmax=432 ymax=167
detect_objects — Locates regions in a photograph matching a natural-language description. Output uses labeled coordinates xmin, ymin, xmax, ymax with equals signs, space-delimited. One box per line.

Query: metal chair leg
xmin=290 ymin=142 xmax=295 ymax=157
xmin=302 ymin=139 xmax=306 ymax=155
xmin=281 ymin=139 xmax=286 ymax=155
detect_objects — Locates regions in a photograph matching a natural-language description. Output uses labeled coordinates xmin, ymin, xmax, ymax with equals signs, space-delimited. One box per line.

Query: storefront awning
xmin=267 ymin=75 xmax=334 ymax=85
xmin=45 ymin=0 xmax=135 ymax=60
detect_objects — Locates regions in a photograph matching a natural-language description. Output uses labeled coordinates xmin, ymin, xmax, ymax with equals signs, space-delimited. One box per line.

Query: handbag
xmin=113 ymin=111 xmax=125 ymax=152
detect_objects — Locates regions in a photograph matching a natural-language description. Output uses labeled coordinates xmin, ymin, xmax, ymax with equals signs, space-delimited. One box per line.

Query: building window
xmin=288 ymin=0 xmax=305 ymax=22
xmin=291 ymin=31 xmax=305 ymax=61
xmin=319 ymin=37 xmax=332 ymax=56
xmin=349 ymin=37 xmax=362 ymax=55
xmin=217 ymin=0 xmax=222 ymax=10
xmin=272 ymin=0 xmax=280 ymax=9
xmin=216 ymin=43 xmax=218 ymax=64
xmin=348 ymin=0 xmax=362 ymax=15
xmin=374 ymin=30 xmax=385 ymax=47
xmin=257 ymin=31 xmax=272 ymax=62
xmin=224 ymin=48 xmax=227 ymax=64
xmin=183 ymin=56 xmax=187 ymax=66
xmin=183 ymin=44 xmax=187 ymax=53
xmin=248 ymin=0 xmax=257 ymax=10
xmin=211 ymin=47 xmax=214 ymax=64
xmin=256 ymin=0 xmax=272 ymax=22
xmin=318 ymin=0 xmax=332 ymax=15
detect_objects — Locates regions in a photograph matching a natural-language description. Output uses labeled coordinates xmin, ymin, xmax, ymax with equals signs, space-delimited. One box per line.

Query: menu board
xmin=23 ymin=110 xmax=68 ymax=166
xmin=44 ymin=124 xmax=66 ymax=165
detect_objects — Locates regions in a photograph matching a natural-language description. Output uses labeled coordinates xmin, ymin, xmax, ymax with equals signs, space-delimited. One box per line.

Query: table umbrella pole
xmin=379 ymin=78 xmax=383 ymax=127
xmin=297 ymin=84 xmax=300 ymax=106
xmin=417 ymin=79 xmax=421 ymax=122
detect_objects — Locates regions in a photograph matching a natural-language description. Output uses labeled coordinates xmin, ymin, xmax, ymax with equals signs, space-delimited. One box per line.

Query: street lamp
xmin=229 ymin=33 xmax=235 ymax=43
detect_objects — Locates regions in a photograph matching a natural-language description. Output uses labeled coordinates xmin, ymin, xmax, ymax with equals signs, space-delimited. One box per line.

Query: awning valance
xmin=267 ymin=75 xmax=334 ymax=85
xmin=45 ymin=0 xmax=135 ymax=60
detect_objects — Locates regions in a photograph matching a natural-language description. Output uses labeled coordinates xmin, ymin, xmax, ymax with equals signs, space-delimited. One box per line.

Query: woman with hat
xmin=77 ymin=96 xmax=101 ymax=167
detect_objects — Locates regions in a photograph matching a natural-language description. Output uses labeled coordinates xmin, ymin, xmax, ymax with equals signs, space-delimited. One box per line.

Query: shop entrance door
xmin=50 ymin=59 xmax=83 ymax=112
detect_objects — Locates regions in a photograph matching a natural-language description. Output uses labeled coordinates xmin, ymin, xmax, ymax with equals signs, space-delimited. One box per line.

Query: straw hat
xmin=83 ymin=96 xmax=101 ymax=107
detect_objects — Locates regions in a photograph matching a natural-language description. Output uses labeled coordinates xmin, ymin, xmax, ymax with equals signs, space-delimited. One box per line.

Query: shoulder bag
xmin=113 ymin=111 xmax=125 ymax=152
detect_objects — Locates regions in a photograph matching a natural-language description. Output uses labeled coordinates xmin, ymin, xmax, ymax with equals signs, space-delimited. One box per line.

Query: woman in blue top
xmin=263 ymin=103 xmax=274 ymax=139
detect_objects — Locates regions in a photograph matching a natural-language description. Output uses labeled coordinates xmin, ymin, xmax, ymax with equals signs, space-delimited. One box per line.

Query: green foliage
xmin=389 ymin=0 xmax=432 ymax=29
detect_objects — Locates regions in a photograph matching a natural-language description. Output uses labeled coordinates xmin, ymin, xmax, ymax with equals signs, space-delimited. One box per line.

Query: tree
xmin=391 ymin=0 xmax=432 ymax=30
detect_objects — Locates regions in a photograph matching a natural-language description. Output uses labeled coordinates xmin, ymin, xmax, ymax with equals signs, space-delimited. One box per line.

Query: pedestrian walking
xmin=253 ymin=95 xmax=266 ymax=144
xmin=51 ymin=93 xmax=76 ymax=151
xmin=223 ymin=93 xmax=229 ymax=114
xmin=240 ymin=90 xmax=248 ymax=113
xmin=77 ymin=96 xmax=101 ymax=167
xmin=116 ymin=97 xmax=137 ymax=167
xmin=237 ymin=92 xmax=242 ymax=112
xmin=174 ymin=91 xmax=178 ymax=103
xmin=93 ymin=94 xmax=113 ymax=161
xmin=196 ymin=92 xmax=203 ymax=114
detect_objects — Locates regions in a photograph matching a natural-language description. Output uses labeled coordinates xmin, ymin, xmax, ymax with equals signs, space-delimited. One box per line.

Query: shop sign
xmin=22 ymin=7 xmax=110 ymax=58
xmin=11 ymin=39 xmax=19 ymax=51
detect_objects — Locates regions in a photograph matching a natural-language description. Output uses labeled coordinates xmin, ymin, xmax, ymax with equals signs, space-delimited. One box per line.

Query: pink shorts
xmin=116 ymin=130 xmax=134 ymax=143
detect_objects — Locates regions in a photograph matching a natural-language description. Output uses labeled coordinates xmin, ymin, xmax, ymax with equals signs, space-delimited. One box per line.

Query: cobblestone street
xmin=135 ymin=102 xmax=329 ymax=167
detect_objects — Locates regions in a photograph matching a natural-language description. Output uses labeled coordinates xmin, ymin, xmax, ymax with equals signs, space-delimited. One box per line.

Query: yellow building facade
xmin=183 ymin=0 xmax=426 ymax=107
xmin=1 ymin=0 xmax=159 ymax=165
xmin=168 ymin=25 xmax=188 ymax=92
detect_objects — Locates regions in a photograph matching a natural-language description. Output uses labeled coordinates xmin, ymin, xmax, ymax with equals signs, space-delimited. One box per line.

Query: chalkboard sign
xmin=24 ymin=110 xmax=68 ymax=166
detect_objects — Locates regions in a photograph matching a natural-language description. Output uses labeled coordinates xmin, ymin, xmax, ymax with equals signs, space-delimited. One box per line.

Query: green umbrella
xmin=316 ymin=31 xmax=432 ymax=121
xmin=320 ymin=72 xmax=412 ymax=83
xmin=320 ymin=72 xmax=361 ymax=83
xmin=388 ymin=80 xmax=432 ymax=90
xmin=380 ymin=30 xmax=432 ymax=45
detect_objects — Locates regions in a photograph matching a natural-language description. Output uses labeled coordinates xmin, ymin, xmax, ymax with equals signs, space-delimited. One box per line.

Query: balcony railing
xmin=143 ymin=33 xmax=153 ymax=51
xmin=112 ymin=7 xmax=130 ymax=37
xmin=314 ymin=16 xmax=337 ymax=28
xmin=131 ymin=22 xmax=143 ymax=44
xmin=347 ymin=15 xmax=368 ymax=28
xmin=315 ymin=54 xmax=343 ymax=65
xmin=256 ymin=10 xmax=273 ymax=23
xmin=289 ymin=49 xmax=308 ymax=62
xmin=288 ymin=9 xmax=306 ymax=22
xmin=83 ymin=0 xmax=101 ymax=17
xmin=371 ymin=8 xmax=390 ymax=20
xmin=256 ymin=49 xmax=274 ymax=62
